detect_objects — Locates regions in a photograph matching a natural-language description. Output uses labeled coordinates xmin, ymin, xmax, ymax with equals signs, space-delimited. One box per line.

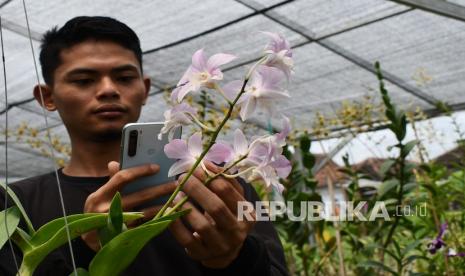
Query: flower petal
xmin=188 ymin=132 xmax=203 ymax=157
xmin=222 ymin=80 xmax=243 ymax=101
xmin=176 ymin=83 xmax=195 ymax=102
xmin=164 ymin=139 xmax=188 ymax=159
xmin=207 ymin=53 xmax=237 ymax=70
xmin=206 ymin=142 xmax=234 ymax=163
xmin=257 ymin=65 xmax=284 ymax=87
xmin=168 ymin=159 xmax=194 ymax=177
xmin=239 ymin=97 xmax=257 ymax=121
xmin=234 ymin=129 xmax=248 ymax=156
xmin=177 ymin=66 xmax=194 ymax=86
xmin=271 ymin=155 xmax=292 ymax=178
xmin=191 ymin=49 xmax=207 ymax=70
xmin=276 ymin=115 xmax=291 ymax=143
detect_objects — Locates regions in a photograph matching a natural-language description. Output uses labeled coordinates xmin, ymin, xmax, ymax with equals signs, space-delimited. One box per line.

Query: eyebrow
xmin=65 ymin=64 xmax=140 ymax=76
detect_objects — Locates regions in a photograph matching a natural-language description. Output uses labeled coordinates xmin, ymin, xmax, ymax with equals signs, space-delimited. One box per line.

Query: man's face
xmin=50 ymin=40 xmax=150 ymax=141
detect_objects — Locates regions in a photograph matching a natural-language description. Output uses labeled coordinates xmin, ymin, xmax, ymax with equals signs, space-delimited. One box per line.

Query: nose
xmin=96 ymin=77 xmax=120 ymax=100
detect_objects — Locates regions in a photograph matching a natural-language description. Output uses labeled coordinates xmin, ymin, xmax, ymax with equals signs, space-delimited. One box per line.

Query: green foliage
xmin=0 ymin=206 xmax=20 ymax=249
xmin=69 ymin=268 xmax=89 ymax=276
xmin=276 ymin=133 xmax=324 ymax=275
xmin=0 ymin=187 xmax=190 ymax=276
xmin=89 ymin=209 xmax=189 ymax=275
xmin=1 ymin=182 xmax=35 ymax=234
xmin=19 ymin=212 xmax=144 ymax=275
xmin=273 ymin=62 xmax=465 ymax=275
xmin=98 ymin=192 xmax=125 ymax=246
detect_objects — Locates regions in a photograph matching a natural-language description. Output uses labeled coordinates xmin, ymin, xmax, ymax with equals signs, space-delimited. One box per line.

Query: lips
xmin=93 ymin=104 xmax=127 ymax=117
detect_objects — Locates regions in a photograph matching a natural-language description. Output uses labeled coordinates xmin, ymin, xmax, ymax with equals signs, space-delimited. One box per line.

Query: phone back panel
xmin=120 ymin=122 xmax=181 ymax=206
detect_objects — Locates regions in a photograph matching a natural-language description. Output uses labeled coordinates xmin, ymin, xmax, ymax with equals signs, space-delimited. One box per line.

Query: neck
xmin=63 ymin=135 xmax=120 ymax=177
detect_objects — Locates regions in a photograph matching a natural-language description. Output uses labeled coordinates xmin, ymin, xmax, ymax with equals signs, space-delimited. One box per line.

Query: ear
xmin=33 ymin=84 xmax=56 ymax=111
xmin=142 ymin=76 xmax=151 ymax=105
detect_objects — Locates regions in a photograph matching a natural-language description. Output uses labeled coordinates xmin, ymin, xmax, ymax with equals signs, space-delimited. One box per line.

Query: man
xmin=0 ymin=16 xmax=288 ymax=275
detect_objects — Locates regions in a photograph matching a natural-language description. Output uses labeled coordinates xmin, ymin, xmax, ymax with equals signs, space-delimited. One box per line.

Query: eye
xmin=117 ymin=75 xmax=137 ymax=83
xmin=71 ymin=78 xmax=94 ymax=86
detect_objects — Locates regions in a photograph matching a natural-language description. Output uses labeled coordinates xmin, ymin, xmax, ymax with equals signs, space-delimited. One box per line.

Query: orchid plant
xmin=155 ymin=32 xmax=293 ymax=218
xmin=0 ymin=32 xmax=294 ymax=276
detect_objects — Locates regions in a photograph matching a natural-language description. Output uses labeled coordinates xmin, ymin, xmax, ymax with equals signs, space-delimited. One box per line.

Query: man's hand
xmin=82 ymin=161 xmax=176 ymax=251
xmin=169 ymin=163 xmax=256 ymax=269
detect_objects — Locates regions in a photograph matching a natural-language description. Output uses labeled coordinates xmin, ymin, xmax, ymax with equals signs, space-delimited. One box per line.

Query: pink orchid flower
xmin=171 ymin=49 xmax=237 ymax=102
xmin=164 ymin=132 xmax=204 ymax=177
xmin=262 ymin=31 xmax=294 ymax=79
xmin=223 ymin=66 xmax=290 ymax=121
xmin=159 ymin=103 xmax=197 ymax=140
xmin=208 ymin=116 xmax=291 ymax=168
xmin=205 ymin=118 xmax=292 ymax=193
xmin=243 ymin=138 xmax=290 ymax=192
xmin=206 ymin=128 xmax=249 ymax=167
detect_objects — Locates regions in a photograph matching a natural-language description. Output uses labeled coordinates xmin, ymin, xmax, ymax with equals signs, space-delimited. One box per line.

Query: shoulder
xmin=8 ymin=171 xmax=56 ymax=198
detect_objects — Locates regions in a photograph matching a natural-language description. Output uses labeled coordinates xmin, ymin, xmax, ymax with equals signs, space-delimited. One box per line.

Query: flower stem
xmin=222 ymin=166 xmax=255 ymax=179
xmin=213 ymin=83 xmax=233 ymax=106
xmin=166 ymin=150 xmax=249 ymax=215
xmin=187 ymin=113 xmax=215 ymax=132
xmin=155 ymin=77 xmax=250 ymax=219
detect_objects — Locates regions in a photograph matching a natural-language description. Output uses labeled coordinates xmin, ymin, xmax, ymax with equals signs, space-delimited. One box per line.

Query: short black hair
xmin=39 ymin=16 xmax=143 ymax=85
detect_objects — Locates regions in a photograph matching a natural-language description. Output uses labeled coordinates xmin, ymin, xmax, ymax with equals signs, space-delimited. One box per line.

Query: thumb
xmin=108 ymin=161 xmax=120 ymax=177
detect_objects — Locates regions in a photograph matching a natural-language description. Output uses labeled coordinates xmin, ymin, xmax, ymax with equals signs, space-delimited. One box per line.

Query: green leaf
xmin=31 ymin=212 xmax=142 ymax=246
xmin=99 ymin=193 xmax=124 ymax=246
xmin=11 ymin=227 xmax=32 ymax=252
xmin=20 ymin=212 xmax=143 ymax=275
xmin=299 ymin=135 xmax=311 ymax=153
xmin=402 ymin=182 xmax=417 ymax=194
xmin=302 ymin=153 xmax=315 ymax=170
xmin=31 ymin=213 xmax=113 ymax=246
xmin=403 ymin=254 xmax=429 ymax=266
xmin=378 ymin=179 xmax=400 ymax=199
xmin=0 ymin=182 xmax=35 ymax=234
xmin=401 ymin=140 xmax=418 ymax=158
xmin=393 ymin=239 xmax=402 ymax=257
xmin=384 ymin=198 xmax=399 ymax=206
xmin=0 ymin=206 xmax=21 ymax=249
xmin=69 ymin=267 xmax=89 ymax=276
xmin=358 ymin=260 xmax=398 ymax=275
xmin=380 ymin=159 xmax=396 ymax=178
xmin=89 ymin=209 xmax=189 ymax=276
xmin=421 ymin=183 xmax=437 ymax=196
xmin=398 ymin=114 xmax=407 ymax=141
xmin=401 ymin=240 xmax=422 ymax=256
xmin=109 ymin=192 xmax=123 ymax=233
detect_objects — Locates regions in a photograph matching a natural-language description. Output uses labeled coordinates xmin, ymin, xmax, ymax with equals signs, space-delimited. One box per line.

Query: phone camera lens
xmin=128 ymin=130 xmax=138 ymax=157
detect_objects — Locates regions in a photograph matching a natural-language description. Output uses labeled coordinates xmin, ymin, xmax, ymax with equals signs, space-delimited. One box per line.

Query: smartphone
xmin=120 ymin=122 xmax=181 ymax=207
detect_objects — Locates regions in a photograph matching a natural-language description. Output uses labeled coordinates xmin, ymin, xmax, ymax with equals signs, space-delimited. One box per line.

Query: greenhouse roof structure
xmin=1 ymin=0 xmax=465 ymax=180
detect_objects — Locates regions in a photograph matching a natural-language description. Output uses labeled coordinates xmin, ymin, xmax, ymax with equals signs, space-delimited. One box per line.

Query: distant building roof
xmin=434 ymin=145 xmax=465 ymax=169
xmin=313 ymin=154 xmax=347 ymax=187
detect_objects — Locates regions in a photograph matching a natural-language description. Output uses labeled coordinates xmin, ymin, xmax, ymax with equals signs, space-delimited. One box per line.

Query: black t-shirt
xmin=0 ymin=169 xmax=288 ymax=275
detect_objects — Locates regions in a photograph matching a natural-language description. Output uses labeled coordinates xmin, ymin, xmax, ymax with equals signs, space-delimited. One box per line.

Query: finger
xmin=181 ymin=173 xmax=237 ymax=228
xmin=203 ymin=161 xmax=244 ymax=195
xmin=208 ymin=177 xmax=245 ymax=215
xmin=192 ymin=166 xmax=209 ymax=183
xmin=97 ymin=164 xmax=160 ymax=195
xmin=81 ymin=231 xmax=100 ymax=252
xmin=108 ymin=161 xmax=120 ymax=177
xmin=204 ymin=160 xmax=223 ymax=174
xmin=181 ymin=200 xmax=229 ymax=254
xmin=141 ymin=205 xmax=163 ymax=218
xmin=121 ymin=181 xmax=176 ymax=210
xmin=169 ymin=218 xmax=210 ymax=260
xmin=228 ymin=177 xmax=244 ymax=196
